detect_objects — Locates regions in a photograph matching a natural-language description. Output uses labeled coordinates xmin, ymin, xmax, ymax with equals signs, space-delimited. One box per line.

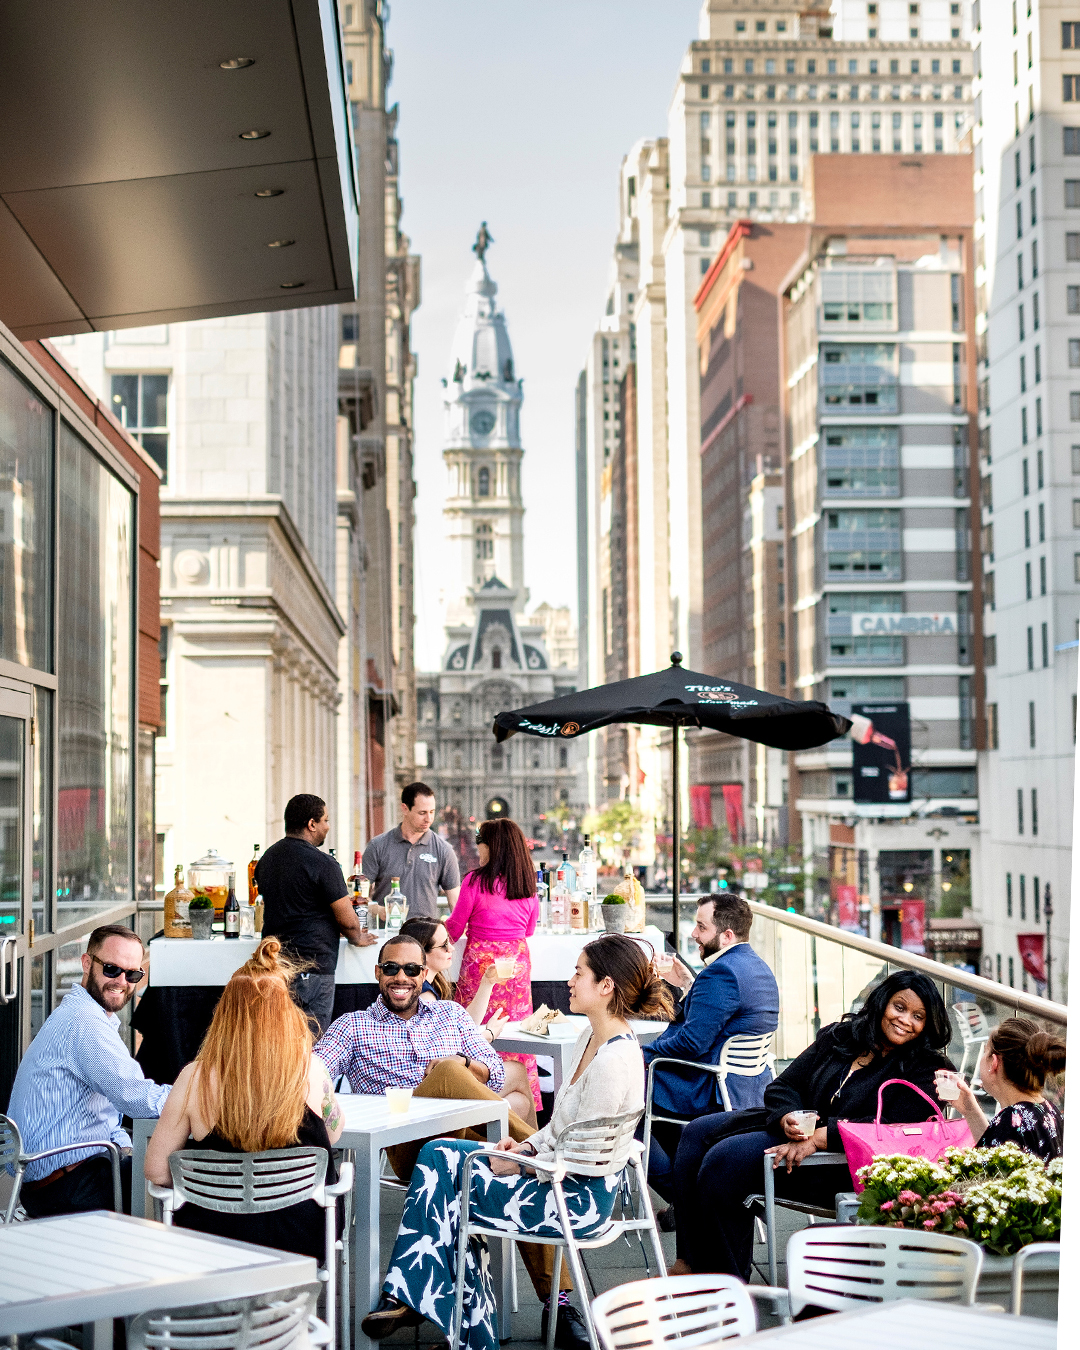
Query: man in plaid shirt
xmin=317 ymin=934 xmax=505 ymax=1094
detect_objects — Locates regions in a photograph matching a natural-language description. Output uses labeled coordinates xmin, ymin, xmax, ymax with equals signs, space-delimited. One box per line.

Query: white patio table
xmin=495 ymin=1015 xmax=668 ymax=1098
xmin=730 ymin=1296 xmax=1055 ymax=1347
xmin=0 ymin=1210 xmax=316 ymax=1350
xmin=336 ymin=1092 xmax=510 ymax=1350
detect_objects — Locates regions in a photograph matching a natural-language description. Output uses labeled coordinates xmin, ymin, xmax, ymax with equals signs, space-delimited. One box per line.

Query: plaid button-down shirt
xmin=315 ymin=995 xmax=506 ymax=1095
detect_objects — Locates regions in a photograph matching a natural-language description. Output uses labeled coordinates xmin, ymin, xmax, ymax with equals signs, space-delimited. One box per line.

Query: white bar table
xmin=495 ymin=1016 xmax=668 ymax=1098
xmin=335 ymin=1093 xmax=510 ymax=1350
xmin=0 ymin=1210 xmax=316 ymax=1348
xmin=734 ymin=1297 xmax=1055 ymax=1347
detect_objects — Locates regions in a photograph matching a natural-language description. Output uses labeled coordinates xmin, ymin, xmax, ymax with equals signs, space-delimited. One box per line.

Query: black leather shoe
xmin=541 ymin=1303 xmax=591 ymax=1350
xmin=656 ymin=1204 xmax=676 ymax=1232
xmin=361 ymin=1294 xmax=425 ymax=1340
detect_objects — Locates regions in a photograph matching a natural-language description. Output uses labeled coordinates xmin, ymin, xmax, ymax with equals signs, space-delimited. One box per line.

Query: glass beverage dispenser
xmin=187 ymin=848 xmax=234 ymax=920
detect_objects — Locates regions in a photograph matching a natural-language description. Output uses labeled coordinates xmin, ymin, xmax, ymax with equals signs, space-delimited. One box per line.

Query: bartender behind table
xmin=362 ymin=782 xmax=461 ymax=920
xmin=255 ymin=792 xmax=375 ymax=1035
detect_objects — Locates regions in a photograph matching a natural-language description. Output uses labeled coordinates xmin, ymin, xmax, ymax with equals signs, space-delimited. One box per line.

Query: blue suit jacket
xmin=641 ymin=942 xmax=780 ymax=1117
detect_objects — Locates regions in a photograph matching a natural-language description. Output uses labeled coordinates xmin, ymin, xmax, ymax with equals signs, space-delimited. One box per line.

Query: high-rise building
xmin=417 ymin=239 xmax=584 ymax=854
xmin=338 ymin=0 xmax=420 ymax=843
xmin=780 ymin=153 xmax=982 ymax=954
xmin=580 ymin=0 xmax=974 ymax=839
xmin=971 ymin=0 xmax=1074 ymax=1000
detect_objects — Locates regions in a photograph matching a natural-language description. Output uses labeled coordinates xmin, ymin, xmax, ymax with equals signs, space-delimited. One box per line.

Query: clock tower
xmin=441 ymin=226 xmax=525 ymax=627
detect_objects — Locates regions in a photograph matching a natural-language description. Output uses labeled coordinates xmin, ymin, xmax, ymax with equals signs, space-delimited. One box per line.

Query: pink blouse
xmin=445 ymin=872 xmax=538 ymax=944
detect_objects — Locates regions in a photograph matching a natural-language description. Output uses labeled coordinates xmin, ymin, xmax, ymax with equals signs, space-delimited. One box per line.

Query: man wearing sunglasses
xmin=7 ymin=924 xmax=170 ymax=1217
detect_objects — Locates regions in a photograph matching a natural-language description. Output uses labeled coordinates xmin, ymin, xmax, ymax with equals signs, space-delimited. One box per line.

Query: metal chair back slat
xmin=130 ymin=1287 xmax=318 ymax=1350
xmin=786 ymin=1226 xmax=983 ymax=1317
xmin=169 ymin=1148 xmax=327 ymax=1214
xmin=592 ymin=1275 xmax=758 ymax=1349
xmin=715 ymin=1033 xmax=774 ymax=1111
xmin=951 ymin=1002 xmax=990 ymax=1087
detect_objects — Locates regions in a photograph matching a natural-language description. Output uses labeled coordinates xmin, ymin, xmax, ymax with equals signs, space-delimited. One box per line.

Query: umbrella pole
xmin=671 ymin=724 xmax=680 ymax=954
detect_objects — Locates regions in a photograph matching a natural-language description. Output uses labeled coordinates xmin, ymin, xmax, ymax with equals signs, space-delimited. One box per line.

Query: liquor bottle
xmin=387 ymin=877 xmax=404 ymax=933
xmin=348 ymin=850 xmax=363 ymax=894
xmin=535 ymin=868 xmax=549 ymax=933
xmin=253 ymin=896 xmax=264 ymax=935
xmin=163 ymin=864 xmax=193 ymax=939
xmin=577 ymin=834 xmax=597 ymax=927
xmin=248 ymin=844 xmax=260 ymax=906
xmin=559 ymin=851 xmax=578 ymax=892
xmin=550 ymin=868 xmax=570 ymax=935
xmin=224 ymin=876 xmax=241 ymax=939
xmin=351 ymin=854 xmax=370 ymax=933
xmin=569 ymin=888 xmax=586 ymax=932
xmin=328 ymin=848 xmax=337 ymax=861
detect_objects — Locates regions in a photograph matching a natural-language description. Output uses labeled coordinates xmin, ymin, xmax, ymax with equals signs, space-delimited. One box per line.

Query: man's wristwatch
xmin=518 ymin=1142 xmax=538 ymax=1157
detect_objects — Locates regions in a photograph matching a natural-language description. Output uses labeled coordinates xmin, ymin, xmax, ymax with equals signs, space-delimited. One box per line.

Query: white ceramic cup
xmin=791 ymin=1109 xmax=818 ymax=1138
xmin=494 ymin=958 xmax=516 ymax=979
xmin=935 ymin=1070 xmax=961 ymax=1101
xmin=385 ymin=1086 xmax=413 ymax=1114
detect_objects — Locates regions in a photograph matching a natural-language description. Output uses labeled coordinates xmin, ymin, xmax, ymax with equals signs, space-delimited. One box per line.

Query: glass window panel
xmin=30 ymin=951 xmax=47 ymax=1038
xmin=0 ymin=356 xmax=54 ymax=673
xmin=56 ymin=422 xmax=134 ymax=929
xmin=139 ymin=433 xmax=168 ymax=479
xmin=141 ymin=375 xmax=168 ymax=429
xmin=110 ymin=374 xmax=138 ymax=431
xmin=33 ymin=690 xmax=52 ymax=933
xmin=0 ymin=715 xmax=23 ymax=937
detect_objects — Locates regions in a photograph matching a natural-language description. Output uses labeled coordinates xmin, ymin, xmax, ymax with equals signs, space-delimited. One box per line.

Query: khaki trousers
xmin=385 ymin=1059 xmax=573 ymax=1298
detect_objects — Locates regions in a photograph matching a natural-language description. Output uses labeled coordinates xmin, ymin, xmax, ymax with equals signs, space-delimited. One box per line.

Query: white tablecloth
xmin=147 ymin=925 xmax=670 ymax=988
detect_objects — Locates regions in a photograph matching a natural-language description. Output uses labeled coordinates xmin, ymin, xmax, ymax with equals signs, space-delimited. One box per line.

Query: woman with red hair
xmin=447 ymin=817 xmax=541 ymax=1117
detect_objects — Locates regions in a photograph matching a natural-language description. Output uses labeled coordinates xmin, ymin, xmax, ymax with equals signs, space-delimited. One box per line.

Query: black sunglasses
xmin=475 ymin=830 xmax=483 ymax=845
xmin=91 ymin=953 xmax=145 ymax=984
xmin=377 ymin=961 xmax=424 ymax=978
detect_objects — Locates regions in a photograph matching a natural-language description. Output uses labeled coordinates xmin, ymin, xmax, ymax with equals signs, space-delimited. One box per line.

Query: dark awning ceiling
xmin=0 ymin=0 xmax=359 ymax=338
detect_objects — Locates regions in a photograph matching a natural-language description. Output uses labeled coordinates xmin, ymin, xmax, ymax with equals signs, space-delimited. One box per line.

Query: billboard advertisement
xmin=851 ymin=702 xmax=912 ymax=804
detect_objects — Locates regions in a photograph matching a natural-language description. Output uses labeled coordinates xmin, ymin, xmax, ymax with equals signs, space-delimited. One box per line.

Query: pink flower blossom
xmin=880 ymin=1201 xmax=894 ymax=1212
xmin=955 ymin=1219 xmax=967 ymax=1230
xmin=898 ymin=1189 xmax=919 ymax=1205
xmin=922 ymin=1219 xmax=937 ymax=1230
xmin=931 ymin=1201 xmax=950 ymax=1214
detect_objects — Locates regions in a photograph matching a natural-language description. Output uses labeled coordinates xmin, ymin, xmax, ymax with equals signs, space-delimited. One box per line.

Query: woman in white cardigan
xmin=362 ymin=933 xmax=673 ymax=1350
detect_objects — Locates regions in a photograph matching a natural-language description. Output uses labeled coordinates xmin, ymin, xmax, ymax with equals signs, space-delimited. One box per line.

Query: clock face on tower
xmin=470 ymin=408 xmax=496 ymax=436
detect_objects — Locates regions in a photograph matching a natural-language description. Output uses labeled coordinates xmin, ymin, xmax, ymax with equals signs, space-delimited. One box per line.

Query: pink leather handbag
xmin=838 ymin=1078 xmax=973 ymax=1191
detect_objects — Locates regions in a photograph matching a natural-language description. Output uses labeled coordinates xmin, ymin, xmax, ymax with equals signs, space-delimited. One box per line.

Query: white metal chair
xmin=755 ymin=1148 xmax=852 ymax=1286
xmin=148 ymin=1147 xmax=352 ymax=1350
xmin=591 ymin=1274 xmax=789 ymax=1349
xmin=1010 ymin=1241 xmax=1060 ymax=1315
xmin=642 ymin=1032 xmax=774 ymax=1182
xmin=1 ymin=1112 xmax=122 ymax=1223
xmin=951 ymin=1002 xmax=991 ymax=1087
xmin=450 ymin=1111 xmax=666 ymax=1350
xmin=785 ymin=1225 xmax=983 ymax=1318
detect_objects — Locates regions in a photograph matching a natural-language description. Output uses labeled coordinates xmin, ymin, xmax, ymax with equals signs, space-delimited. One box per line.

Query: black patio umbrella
xmin=493 ymin=653 xmax=851 ymax=944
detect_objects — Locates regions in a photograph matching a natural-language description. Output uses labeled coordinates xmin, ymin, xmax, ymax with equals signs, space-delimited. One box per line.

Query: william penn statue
xmin=473 ymin=221 xmax=494 ymax=262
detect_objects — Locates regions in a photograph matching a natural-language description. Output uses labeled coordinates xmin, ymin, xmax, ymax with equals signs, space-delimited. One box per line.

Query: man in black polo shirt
xmin=255 ymin=793 xmax=375 ymax=1034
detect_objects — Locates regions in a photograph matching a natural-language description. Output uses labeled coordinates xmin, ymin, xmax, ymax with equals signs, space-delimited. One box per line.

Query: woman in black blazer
xmin=669 ymin=970 xmax=955 ymax=1281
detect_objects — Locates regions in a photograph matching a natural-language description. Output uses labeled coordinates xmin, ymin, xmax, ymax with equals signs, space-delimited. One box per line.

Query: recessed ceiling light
xmin=255 ymin=188 xmax=284 ymax=198
xmin=220 ymin=57 xmax=255 ymax=70
xmin=279 ymin=281 xmax=305 ymax=289
xmin=239 ymin=129 xmax=270 ymax=140
xmin=267 ymin=239 xmax=296 ymax=249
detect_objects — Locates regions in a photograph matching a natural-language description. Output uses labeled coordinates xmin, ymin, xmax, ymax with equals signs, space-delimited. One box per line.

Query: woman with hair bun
xmin=943 ymin=1016 xmax=1065 ymax=1160
xmin=361 ymin=934 xmax=673 ymax=1350
xmin=144 ymin=936 xmax=343 ymax=1260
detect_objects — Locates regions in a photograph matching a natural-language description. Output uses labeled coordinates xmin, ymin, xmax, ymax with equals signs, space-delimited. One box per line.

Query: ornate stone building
xmin=417 ymin=236 xmax=584 ymax=841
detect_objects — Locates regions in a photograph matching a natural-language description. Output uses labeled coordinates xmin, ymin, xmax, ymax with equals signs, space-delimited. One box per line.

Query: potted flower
xmin=599 ymin=894 xmax=627 ymax=934
xmin=189 ymin=893 xmax=215 ymax=940
xmin=855 ymin=1144 xmax=1061 ymax=1319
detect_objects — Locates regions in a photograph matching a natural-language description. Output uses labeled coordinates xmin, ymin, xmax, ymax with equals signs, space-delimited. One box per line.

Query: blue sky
xmin=389 ymin=0 xmax=700 ymax=668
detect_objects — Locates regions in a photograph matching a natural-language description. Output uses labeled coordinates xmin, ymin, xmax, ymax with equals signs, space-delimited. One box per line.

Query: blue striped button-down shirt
xmin=315 ymin=995 xmax=506 ymax=1095
xmin=7 ymin=983 xmax=170 ymax=1180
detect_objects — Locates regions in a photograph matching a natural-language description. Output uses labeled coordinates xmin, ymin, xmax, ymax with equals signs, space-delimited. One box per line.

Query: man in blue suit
xmin=642 ymin=892 xmax=779 ymax=1211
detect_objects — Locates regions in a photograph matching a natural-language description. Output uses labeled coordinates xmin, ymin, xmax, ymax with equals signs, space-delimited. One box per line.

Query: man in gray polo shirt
xmin=362 ymin=782 xmax=461 ymax=920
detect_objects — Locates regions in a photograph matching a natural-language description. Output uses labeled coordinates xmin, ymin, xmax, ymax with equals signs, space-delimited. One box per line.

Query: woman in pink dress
xmin=446 ymin=818 xmax=542 ymax=1113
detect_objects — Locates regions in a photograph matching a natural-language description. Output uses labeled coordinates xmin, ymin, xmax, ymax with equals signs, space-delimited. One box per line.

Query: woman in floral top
xmin=943 ymin=1016 xmax=1065 ymax=1161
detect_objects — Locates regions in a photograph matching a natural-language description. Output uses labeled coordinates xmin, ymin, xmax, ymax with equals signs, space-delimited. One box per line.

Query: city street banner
xmin=900 ymin=897 xmax=926 ymax=953
xmin=1017 ymin=932 xmax=1046 ymax=983
xmin=836 ymin=883 xmax=860 ymax=931
xmin=689 ymin=784 xmax=713 ymax=828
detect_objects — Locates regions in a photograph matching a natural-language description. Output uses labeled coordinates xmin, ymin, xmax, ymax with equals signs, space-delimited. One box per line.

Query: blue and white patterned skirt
xmin=382 ymin=1139 xmax=620 ymax=1350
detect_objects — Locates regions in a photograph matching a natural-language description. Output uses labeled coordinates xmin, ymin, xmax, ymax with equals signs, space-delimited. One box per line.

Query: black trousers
xmin=672 ymin=1115 xmax=850 ymax=1280
xmin=20 ymin=1154 xmax=133 ymax=1219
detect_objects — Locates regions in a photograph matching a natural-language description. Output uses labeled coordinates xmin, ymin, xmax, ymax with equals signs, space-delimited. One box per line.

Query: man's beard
xmin=86 ymin=969 xmax=135 ymax=1012
xmin=698 ymin=935 xmax=721 ymax=960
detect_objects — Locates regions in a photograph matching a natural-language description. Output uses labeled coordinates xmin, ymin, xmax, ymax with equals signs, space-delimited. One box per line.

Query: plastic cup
xmin=494 ymin=958 xmax=516 ymax=980
xmin=791 ymin=1110 xmax=818 ymax=1138
xmin=935 ymin=1070 xmax=960 ymax=1101
xmin=385 ymin=1087 xmax=413 ymax=1114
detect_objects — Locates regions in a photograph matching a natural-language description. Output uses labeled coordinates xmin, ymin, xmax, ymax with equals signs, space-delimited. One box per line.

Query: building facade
xmin=781 ymin=154 xmax=983 ymax=954
xmin=972 ymin=0 xmax=1074 ymax=999
xmin=417 ymin=242 xmax=584 ymax=852
xmin=55 ymin=313 xmax=343 ymax=883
